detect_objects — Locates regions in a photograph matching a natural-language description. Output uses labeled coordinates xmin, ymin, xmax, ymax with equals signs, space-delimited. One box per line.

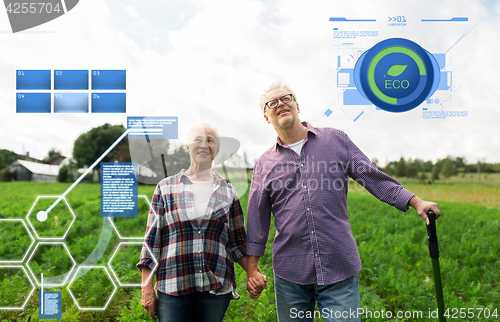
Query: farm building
xmin=9 ymin=159 xmax=60 ymax=182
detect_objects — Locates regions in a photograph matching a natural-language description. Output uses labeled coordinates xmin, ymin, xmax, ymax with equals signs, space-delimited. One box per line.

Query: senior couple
xmin=137 ymin=81 xmax=441 ymax=322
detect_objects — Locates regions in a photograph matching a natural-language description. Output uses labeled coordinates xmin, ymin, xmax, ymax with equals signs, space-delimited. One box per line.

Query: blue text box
xmin=39 ymin=291 xmax=62 ymax=319
xmin=54 ymin=70 xmax=88 ymax=90
xmin=91 ymin=93 xmax=126 ymax=113
xmin=54 ymin=93 xmax=88 ymax=113
xmin=91 ymin=70 xmax=126 ymax=90
xmin=16 ymin=93 xmax=51 ymax=113
xmin=127 ymin=117 xmax=178 ymax=140
xmin=101 ymin=163 xmax=138 ymax=217
xmin=16 ymin=70 xmax=51 ymax=90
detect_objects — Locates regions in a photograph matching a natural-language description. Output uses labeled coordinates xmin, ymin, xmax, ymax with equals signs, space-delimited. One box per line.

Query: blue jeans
xmin=156 ymin=291 xmax=232 ymax=322
xmin=274 ymin=274 xmax=360 ymax=322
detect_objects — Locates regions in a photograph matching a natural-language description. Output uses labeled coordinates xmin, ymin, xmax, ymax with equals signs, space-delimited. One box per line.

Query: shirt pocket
xmin=210 ymin=200 xmax=231 ymax=223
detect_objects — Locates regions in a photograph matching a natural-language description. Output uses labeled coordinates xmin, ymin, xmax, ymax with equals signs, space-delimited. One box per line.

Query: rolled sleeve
xmin=137 ymin=183 xmax=164 ymax=271
xmin=246 ymin=161 xmax=272 ymax=257
xmin=228 ymin=193 xmax=247 ymax=262
xmin=345 ymin=133 xmax=415 ymax=212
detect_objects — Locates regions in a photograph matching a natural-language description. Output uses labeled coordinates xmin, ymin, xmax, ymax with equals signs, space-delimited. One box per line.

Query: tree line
xmin=376 ymin=156 xmax=500 ymax=183
xmin=2 ymin=123 xmax=499 ymax=185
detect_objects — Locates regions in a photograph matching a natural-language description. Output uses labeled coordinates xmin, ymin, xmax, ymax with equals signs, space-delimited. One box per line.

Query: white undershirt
xmin=287 ymin=139 xmax=304 ymax=155
xmin=191 ymin=180 xmax=214 ymax=220
xmin=192 ymin=179 xmax=234 ymax=296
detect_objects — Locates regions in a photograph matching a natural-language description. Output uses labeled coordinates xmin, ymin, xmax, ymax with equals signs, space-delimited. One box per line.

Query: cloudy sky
xmin=0 ymin=0 xmax=499 ymax=166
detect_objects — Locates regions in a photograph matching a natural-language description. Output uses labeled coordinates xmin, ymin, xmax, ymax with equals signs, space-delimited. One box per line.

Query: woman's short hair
xmin=186 ymin=123 xmax=220 ymax=147
xmin=259 ymin=80 xmax=297 ymax=114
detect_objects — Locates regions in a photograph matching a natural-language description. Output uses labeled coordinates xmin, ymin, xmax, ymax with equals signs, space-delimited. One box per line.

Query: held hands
xmin=409 ymin=196 xmax=441 ymax=225
xmin=141 ymin=285 xmax=157 ymax=321
xmin=246 ymin=266 xmax=268 ymax=299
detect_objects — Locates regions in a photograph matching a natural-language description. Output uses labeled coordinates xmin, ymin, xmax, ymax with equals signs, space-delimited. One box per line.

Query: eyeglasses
xmin=264 ymin=94 xmax=295 ymax=111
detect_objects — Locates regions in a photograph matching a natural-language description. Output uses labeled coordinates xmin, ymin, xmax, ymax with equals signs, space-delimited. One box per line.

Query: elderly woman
xmin=137 ymin=123 xmax=266 ymax=322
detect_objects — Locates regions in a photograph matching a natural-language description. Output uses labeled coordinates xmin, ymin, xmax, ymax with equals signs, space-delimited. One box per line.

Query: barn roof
xmin=13 ymin=160 xmax=60 ymax=176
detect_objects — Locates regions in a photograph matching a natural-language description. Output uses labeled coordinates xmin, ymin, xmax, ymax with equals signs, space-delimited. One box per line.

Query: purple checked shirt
xmin=246 ymin=122 xmax=414 ymax=285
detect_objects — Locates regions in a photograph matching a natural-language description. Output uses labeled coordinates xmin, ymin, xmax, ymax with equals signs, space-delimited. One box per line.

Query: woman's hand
xmin=247 ymin=269 xmax=268 ymax=299
xmin=141 ymin=285 xmax=157 ymax=321
xmin=141 ymin=267 xmax=157 ymax=321
xmin=237 ymin=255 xmax=268 ymax=299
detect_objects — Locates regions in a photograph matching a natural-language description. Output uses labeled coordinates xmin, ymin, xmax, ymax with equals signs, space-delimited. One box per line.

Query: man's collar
xmin=275 ymin=121 xmax=318 ymax=151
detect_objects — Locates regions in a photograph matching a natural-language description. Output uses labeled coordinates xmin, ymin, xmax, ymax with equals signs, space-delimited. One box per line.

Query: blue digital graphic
xmin=354 ymin=38 xmax=440 ymax=112
xmin=16 ymin=93 xmax=51 ymax=113
xmin=54 ymin=93 xmax=88 ymax=113
xmin=91 ymin=93 xmax=126 ymax=113
xmin=100 ymin=163 xmax=138 ymax=217
xmin=330 ymin=17 xmax=376 ymax=22
xmin=91 ymin=70 xmax=126 ymax=90
xmin=16 ymin=70 xmax=51 ymax=90
xmin=421 ymin=17 xmax=468 ymax=22
xmin=127 ymin=116 xmax=179 ymax=140
xmin=54 ymin=70 xmax=88 ymax=90
xmin=38 ymin=291 xmax=62 ymax=319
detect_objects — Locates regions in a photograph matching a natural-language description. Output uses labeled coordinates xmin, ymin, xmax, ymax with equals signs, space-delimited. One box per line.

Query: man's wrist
xmin=408 ymin=195 xmax=420 ymax=208
xmin=246 ymin=256 xmax=260 ymax=271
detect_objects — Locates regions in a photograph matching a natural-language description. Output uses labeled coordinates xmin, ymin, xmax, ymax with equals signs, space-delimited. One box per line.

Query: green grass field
xmin=0 ymin=180 xmax=499 ymax=321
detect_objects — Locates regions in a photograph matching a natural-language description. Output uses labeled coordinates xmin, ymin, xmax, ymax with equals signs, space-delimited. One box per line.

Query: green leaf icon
xmin=384 ymin=64 xmax=407 ymax=77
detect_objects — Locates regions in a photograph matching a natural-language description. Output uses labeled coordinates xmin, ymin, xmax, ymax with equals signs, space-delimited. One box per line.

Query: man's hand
xmin=141 ymin=285 xmax=157 ymax=321
xmin=409 ymin=195 xmax=441 ymax=225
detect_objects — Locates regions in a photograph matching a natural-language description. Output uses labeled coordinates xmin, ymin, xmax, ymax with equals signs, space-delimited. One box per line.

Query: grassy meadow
xmin=0 ymin=175 xmax=499 ymax=321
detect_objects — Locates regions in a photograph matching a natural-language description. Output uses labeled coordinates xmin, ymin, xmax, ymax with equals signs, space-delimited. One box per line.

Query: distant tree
xmin=166 ymin=145 xmax=190 ymax=175
xmin=419 ymin=172 xmax=428 ymax=184
xmin=440 ymin=159 xmax=456 ymax=183
xmin=455 ymin=157 xmax=467 ymax=168
xmin=383 ymin=161 xmax=396 ymax=176
xmin=407 ymin=164 xmax=419 ymax=179
xmin=395 ymin=157 xmax=407 ymax=177
xmin=43 ymin=148 xmax=62 ymax=163
xmin=73 ymin=124 xmax=130 ymax=169
xmin=421 ymin=160 xmax=433 ymax=172
xmin=431 ymin=166 xmax=440 ymax=181
xmin=57 ymin=164 xmax=70 ymax=182
xmin=0 ymin=149 xmax=19 ymax=170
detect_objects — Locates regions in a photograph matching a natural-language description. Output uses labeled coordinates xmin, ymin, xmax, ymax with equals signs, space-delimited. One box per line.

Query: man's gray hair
xmin=186 ymin=122 xmax=220 ymax=147
xmin=259 ymin=80 xmax=297 ymax=114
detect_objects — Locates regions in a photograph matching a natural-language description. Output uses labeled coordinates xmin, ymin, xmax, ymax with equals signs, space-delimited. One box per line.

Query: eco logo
xmin=3 ymin=0 xmax=79 ymax=33
xmin=354 ymin=38 xmax=440 ymax=113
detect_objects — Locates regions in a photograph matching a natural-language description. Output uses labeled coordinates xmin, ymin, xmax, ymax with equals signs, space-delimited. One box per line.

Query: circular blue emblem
xmin=354 ymin=38 xmax=440 ymax=113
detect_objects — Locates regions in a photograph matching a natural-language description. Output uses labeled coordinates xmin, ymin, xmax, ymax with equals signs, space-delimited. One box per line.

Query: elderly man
xmin=245 ymin=81 xmax=441 ymax=322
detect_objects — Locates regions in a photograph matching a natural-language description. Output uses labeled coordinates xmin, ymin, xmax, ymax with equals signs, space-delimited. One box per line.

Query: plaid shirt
xmin=137 ymin=170 xmax=247 ymax=297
